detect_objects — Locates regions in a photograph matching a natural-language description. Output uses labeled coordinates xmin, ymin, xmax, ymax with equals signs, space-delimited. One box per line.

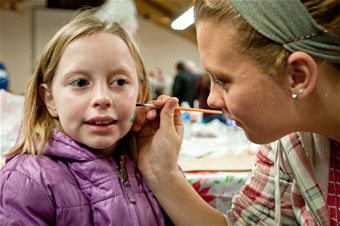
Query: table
xmin=178 ymin=120 xmax=257 ymax=213
xmin=185 ymin=171 xmax=251 ymax=213
xmin=179 ymin=152 xmax=255 ymax=213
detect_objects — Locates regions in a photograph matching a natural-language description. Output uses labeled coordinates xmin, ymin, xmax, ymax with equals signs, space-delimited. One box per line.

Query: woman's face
xmin=196 ymin=18 xmax=295 ymax=144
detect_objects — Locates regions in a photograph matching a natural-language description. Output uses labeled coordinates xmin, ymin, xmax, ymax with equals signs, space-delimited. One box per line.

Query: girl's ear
xmin=286 ymin=51 xmax=318 ymax=99
xmin=39 ymin=83 xmax=58 ymax=117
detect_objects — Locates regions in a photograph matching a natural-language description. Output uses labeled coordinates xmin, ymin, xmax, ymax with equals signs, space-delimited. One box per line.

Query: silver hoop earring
xmin=291 ymin=88 xmax=304 ymax=99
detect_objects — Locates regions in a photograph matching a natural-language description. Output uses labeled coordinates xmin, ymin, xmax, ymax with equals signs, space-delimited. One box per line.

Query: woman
xmin=133 ymin=0 xmax=339 ymax=225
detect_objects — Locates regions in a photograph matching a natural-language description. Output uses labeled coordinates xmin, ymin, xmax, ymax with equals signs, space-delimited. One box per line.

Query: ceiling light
xmin=171 ymin=6 xmax=194 ymax=30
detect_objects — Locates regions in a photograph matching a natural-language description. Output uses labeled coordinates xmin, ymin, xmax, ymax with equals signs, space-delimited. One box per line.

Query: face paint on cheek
xmin=129 ymin=110 xmax=136 ymax=124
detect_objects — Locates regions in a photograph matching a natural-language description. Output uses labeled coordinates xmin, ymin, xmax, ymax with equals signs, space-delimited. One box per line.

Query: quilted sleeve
xmin=0 ymin=170 xmax=55 ymax=225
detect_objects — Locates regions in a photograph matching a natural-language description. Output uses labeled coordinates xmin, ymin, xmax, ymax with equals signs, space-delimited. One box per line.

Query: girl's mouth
xmin=84 ymin=119 xmax=117 ymax=134
xmin=86 ymin=120 xmax=116 ymax=125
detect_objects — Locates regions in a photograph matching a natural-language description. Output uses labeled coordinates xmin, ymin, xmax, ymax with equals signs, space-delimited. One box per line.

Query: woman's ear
xmin=286 ymin=51 xmax=318 ymax=99
xmin=39 ymin=83 xmax=58 ymax=117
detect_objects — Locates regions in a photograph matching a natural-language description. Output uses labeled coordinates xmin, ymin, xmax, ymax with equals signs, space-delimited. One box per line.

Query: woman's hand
xmin=133 ymin=96 xmax=184 ymax=180
xmin=133 ymin=96 xmax=226 ymax=226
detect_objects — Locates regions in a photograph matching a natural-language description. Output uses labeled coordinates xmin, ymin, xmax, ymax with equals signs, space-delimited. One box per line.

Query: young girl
xmin=0 ymin=10 xmax=169 ymax=226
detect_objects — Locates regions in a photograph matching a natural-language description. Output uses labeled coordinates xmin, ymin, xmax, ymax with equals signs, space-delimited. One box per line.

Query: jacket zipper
xmin=117 ymin=156 xmax=140 ymax=226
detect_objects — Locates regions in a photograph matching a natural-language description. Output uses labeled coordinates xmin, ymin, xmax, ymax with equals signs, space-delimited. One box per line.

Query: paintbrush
xmin=136 ymin=103 xmax=223 ymax=114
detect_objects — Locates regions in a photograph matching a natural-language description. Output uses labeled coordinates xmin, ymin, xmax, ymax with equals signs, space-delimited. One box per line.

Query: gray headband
xmin=229 ymin=0 xmax=340 ymax=63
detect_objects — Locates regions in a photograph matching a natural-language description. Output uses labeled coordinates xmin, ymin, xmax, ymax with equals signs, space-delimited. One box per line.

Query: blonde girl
xmin=0 ymin=10 xmax=170 ymax=226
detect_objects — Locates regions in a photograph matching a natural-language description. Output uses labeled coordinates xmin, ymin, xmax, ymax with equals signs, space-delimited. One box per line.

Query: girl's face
xmin=196 ymin=19 xmax=295 ymax=144
xmin=43 ymin=33 xmax=139 ymax=156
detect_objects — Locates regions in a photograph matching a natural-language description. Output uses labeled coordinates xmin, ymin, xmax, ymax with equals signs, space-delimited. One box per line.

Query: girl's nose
xmin=93 ymin=96 xmax=112 ymax=108
xmin=92 ymin=87 xmax=112 ymax=108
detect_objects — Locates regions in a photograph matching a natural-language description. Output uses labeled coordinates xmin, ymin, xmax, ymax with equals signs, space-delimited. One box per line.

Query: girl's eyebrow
xmin=64 ymin=67 xmax=134 ymax=77
xmin=63 ymin=69 xmax=90 ymax=78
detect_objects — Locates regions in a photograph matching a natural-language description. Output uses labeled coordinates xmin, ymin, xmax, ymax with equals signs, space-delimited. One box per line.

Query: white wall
xmin=0 ymin=7 xmax=201 ymax=94
xmin=33 ymin=8 xmax=75 ymax=63
xmin=0 ymin=10 xmax=32 ymax=94
xmin=137 ymin=18 xmax=202 ymax=78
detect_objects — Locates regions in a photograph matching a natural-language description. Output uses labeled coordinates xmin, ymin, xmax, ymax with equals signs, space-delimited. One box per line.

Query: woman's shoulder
xmin=260 ymin=132 xmax=325 ymax=152
xmin=256 ymin=132 xmax=316 ymax=167
xmin=275 ymin=132 xmax=330 ymax=159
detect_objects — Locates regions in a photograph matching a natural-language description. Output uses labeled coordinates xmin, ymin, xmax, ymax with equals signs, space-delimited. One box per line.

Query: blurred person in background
xmin=194 ymin=72 xmax=226 ymax=123
xmin=172 ymin=61 xmax=197 ymax=107
xmin=149 ymin=67 xmax=165 ymax=99
xmin=184 ymin=59 xmax=201 ymax=78
xmin=149 ymin=67 xmax=173 ymax=99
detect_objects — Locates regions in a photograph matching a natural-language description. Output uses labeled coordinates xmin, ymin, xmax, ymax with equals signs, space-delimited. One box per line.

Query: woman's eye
xmin=112 ymin=79 xmax=128 ymax=87
xmin=212 ymin=77 xmax=226 ymax=87
xmin=71 ymin=79 xmax=89 ymax=87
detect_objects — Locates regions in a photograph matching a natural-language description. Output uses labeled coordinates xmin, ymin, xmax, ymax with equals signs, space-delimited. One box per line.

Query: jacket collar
xmin=43 ymin=129 xmax=103 ymax=162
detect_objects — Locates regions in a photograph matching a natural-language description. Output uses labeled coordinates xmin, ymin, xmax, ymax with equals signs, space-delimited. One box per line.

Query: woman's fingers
xmin=131 ymin=108 xmax=146 ymax=132
xmin=160 ymin=98 xmax=178 ymax=128
xmin=146 ymin=95 xmax=172 ymax=120
xmin=133 ymin=95 xmax=182 ymax=136
xmin=132 ymin=96 xmax=168 ymax=132
xmin=174 ymin=106 xmax=184 ymax=138
xmin=158 ymin=97 xmax=183 ymax=138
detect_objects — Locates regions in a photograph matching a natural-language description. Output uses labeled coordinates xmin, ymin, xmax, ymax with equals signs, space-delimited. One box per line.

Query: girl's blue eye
xmin=114 ymin=79 xmax=128 ymax=87
xmin=71 ymin=79 xmax=89 ymax=87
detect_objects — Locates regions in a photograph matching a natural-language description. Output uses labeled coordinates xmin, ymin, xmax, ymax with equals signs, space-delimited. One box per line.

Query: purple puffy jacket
xmin=0 ymin=130 xmax=170 ymax=226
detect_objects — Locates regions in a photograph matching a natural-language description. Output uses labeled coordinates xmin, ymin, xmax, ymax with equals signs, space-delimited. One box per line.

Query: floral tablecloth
xmin=184 ymin=171 xmax=251 ymax=213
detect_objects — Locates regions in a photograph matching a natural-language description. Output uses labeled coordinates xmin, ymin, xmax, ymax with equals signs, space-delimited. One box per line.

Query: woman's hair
xmin=194 ymin=0 xmax=340 ymax=74
xmin=8 ymin=9 xmax=151 ymax=160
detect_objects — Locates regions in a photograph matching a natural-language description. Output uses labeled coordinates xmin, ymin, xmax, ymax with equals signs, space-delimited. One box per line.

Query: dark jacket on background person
xmin=172 ymin=62 xmax=197 ymax=107
xmin=194 ymin=73 xmax=226 ymax=123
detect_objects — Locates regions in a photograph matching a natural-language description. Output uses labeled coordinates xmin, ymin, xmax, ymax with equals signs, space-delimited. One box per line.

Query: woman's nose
xmin=207 ymin=85 xmax=224 ymax=109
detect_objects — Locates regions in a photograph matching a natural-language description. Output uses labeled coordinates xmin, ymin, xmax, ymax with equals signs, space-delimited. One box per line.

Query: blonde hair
xmin=194 ymin=0 xmax=340 ymax=74
xmin=8 ymin=10 xmax=151 ymax=160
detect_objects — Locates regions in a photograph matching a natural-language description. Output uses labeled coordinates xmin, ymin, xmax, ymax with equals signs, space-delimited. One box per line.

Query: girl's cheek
xmin=118 ymin=102 xmax=136 ymax=119
xmin=129 ymin=110 xmax=136 ymax=124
